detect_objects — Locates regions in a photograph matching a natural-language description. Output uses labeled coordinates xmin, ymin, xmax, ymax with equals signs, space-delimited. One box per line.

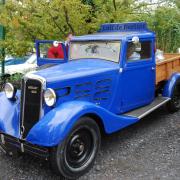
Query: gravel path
xmin=0 ymin=107 xmax=180 ymax=180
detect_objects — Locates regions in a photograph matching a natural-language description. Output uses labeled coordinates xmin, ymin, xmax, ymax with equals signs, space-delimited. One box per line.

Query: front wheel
xmin=166 ymin=83 xmax=180 ymax=112
xmin=50 ymin=117 xmax=101 ymax=179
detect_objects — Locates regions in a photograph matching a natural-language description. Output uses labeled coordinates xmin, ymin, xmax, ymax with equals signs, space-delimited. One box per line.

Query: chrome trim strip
xmin=24 ymin=73 xmax=46 ymax=89
xmin=20 ymin=73 xmax=46 ymax=139
xmin=20 ymin=79 xmax=26 ymax=139
xmin=138 ymin=98 xmax=171 ymax=119
xmin=21 ymin=143 xmax=24 ymax=153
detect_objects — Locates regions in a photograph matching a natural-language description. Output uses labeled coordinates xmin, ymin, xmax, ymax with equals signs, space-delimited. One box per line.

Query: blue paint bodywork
xmin=26 ymin=101 xmax=138 ymax=146
xmin=0 ymin=22 xmax=177 ymax=149
xmin=0 ymin=91 xmax=21 ymax=138
xmin=0 ymin=91 xmax=139 ymax=146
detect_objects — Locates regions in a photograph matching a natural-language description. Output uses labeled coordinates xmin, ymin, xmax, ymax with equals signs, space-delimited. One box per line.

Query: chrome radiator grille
xmin=20 ymin=78 xmax=43 ymax=138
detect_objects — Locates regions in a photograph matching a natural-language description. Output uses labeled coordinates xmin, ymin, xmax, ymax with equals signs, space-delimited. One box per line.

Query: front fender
xmin=26 ymin=101 xmax=138 ymax=147
xmin=0 ymin=91 xmax=21 ymax=138
xmin=163 ymin=73 xmax=180 ymax=97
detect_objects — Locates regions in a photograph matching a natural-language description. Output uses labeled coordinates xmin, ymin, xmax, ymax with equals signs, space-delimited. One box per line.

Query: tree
xmin=0 ymin=0 xmax=91 ymax=55
xmin=0 ymin=0 xmax=179 ymax=55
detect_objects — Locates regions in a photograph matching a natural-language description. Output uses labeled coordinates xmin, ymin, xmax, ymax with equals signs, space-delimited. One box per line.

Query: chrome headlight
xmin=4 ymin=83 xmax=16 ymax=99
xmin=44 ymin=88 xmax=56 ymax=107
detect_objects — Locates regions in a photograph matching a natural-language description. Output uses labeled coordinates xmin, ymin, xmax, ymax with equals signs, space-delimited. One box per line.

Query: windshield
xmin=25 ymin=54 xmax=37 ymax=64
xmin=69 ymin=41 xmax=121 ymax=63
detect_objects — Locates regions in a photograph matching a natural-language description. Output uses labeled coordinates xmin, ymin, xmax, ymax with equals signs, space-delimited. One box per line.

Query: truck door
xmin=121 ymin=38 xmax=155 ymax=112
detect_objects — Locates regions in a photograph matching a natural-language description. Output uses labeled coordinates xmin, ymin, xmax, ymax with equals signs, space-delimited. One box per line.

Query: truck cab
xmin=36 ymin=22 xmax=156 ymax=114
xmin=0 ymin=22 xmax=180 ymax=179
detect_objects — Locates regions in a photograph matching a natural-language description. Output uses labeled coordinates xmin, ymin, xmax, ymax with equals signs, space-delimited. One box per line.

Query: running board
xmin=124 ymin=97 xmax=171 ymax=119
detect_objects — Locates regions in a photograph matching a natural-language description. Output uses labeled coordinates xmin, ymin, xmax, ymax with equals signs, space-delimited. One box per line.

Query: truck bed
xmin=156 ymin=53 xmax=180 ymax=84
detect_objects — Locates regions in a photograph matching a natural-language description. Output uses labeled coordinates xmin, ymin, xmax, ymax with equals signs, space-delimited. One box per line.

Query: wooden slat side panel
xmin=166 ymin=61 xmax=173 ymax=79
xmin=156 ymin=54 xmax=180 ymax=85
xmin=156 ymin=64 xmax=167 ymax=84
xmin=167 ymin=58 xmax=180 ymax=79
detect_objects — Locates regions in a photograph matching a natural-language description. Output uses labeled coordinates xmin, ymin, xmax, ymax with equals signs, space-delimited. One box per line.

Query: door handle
xmin=151 ymin=67 xmax=155 ymax=71
xmin=119 ymin=68 xmax=123 ymax=73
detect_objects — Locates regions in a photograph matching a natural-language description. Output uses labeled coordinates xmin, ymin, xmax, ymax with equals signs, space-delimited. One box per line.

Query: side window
xmin=127 ymin=41 xmax=152 ymax=62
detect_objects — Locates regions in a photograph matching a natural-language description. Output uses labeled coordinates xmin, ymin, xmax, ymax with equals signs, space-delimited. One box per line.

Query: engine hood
xmin=34 ymin=59 xmax=119 ymax=83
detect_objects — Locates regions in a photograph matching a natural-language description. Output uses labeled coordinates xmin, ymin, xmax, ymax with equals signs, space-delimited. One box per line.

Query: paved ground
xmin=0 ymin=107 xmax=180 ymax=180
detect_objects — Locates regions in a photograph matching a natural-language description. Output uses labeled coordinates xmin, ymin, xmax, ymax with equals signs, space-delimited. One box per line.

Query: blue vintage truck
xmin=0 ymin=22 xmax=180 ymax=179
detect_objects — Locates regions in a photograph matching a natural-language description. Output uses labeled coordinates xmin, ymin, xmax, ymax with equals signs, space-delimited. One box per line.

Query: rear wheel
xmin=166 ymin=83 xmax=180 ymax=112
xmin=50 ymin=117 xmax=101 ymax=179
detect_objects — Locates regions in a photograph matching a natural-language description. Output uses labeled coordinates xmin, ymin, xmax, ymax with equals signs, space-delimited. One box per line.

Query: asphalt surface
xmin=0 ymin=107 xmax=180 ymax=180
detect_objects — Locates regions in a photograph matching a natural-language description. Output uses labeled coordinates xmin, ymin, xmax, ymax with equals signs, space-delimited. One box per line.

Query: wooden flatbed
xmin=156 ymin=53 xmax=180 ymax=84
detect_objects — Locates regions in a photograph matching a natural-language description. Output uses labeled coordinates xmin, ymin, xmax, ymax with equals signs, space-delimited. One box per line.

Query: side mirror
xmin=132 ymin=36 xmax=139 ymax=44
xmin=132 ymin=36 xmax=141 ymax=52
xmin=53 ymin=41 xmax=63 ymax=47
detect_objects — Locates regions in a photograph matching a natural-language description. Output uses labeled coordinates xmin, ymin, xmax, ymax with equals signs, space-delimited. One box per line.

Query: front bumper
xmin=0 ymin=133 xmax=50 ymax=160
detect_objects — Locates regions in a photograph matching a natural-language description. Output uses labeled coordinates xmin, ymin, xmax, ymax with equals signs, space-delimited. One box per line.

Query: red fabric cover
xmin=47 ymin=44 xmax=64 ymax=59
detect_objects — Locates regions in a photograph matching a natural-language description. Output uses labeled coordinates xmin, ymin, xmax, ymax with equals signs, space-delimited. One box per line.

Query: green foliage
xmin=9 ymin=73 xmax=23 ymax=82
xmin=0 ymin=0 xmax=179 ymax=55
xmin=134 ymin=4 xmax=180 ymax=52
xmin=0 ymin=0 xmax=91 ymax=56
xmin=153 ymin=7 xmax=180 ymax=52
xmin=0 ymin=73 xmax=23 ymax=90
